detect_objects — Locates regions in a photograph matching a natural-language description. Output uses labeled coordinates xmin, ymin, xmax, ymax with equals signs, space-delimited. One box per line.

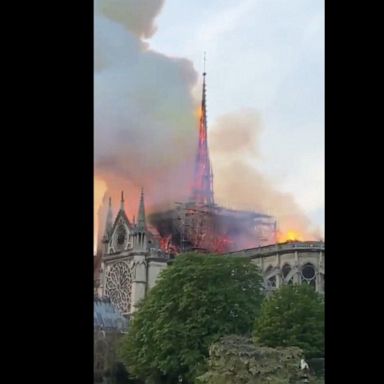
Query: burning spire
xmin=190 ymin=55 xmax=214 ymax=206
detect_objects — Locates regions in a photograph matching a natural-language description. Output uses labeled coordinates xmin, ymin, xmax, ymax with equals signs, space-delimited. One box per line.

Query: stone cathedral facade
xmin=96 ymin=190 xmax=169 ymax=317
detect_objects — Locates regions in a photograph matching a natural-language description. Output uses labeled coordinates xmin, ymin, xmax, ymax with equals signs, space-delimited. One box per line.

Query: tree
xmin=119 ymin=253 xmax=264 ymax=383
xmin=253 ymin=284 xmax=324 ymax=358
xmin=196 ymin=335 xmax=314 ymax=384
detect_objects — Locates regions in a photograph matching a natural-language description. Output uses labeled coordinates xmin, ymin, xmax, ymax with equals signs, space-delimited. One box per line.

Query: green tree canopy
xmin=119 ymin=253 xmax=264 ymax=383
xmin=253 ymin=284 xmax=324 ymax=358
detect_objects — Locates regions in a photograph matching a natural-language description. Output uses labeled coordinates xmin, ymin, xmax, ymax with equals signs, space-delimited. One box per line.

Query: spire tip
xmin=120 ymin=191 xmax=125 ymax=211
xmin=203 ymin=52 xmax=207 ymax=77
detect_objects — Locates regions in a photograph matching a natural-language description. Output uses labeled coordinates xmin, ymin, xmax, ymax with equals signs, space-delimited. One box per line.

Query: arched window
xmin=282 ymin=263 xmax=294 ymax=285
xmin=282 ymin=263 xmax=291 ymax=278
xmin=301 ymin=263 xmax=316 ymax=288
xmin=266 ymin=275 xmax=277 ymax=289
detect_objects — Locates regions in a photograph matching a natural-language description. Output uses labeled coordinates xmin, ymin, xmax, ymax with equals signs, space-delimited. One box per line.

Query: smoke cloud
xmin=97 ymin=0 xmax=165 ymax=39
xmin=210 ymin=110 xmax=321 ymax=240
xmin=94 ymin=0 xmax=199 ymax=232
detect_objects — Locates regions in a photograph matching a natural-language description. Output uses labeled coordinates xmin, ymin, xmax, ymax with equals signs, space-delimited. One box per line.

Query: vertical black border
xmin=325 ymin=0 xmax=377 ymax=381
xmin=17 ymin=1 xmax=95 ymax=382
xmin=326 ymin=0 xmax=346 ymax=381
xmin=63 ymin=0 xmax=94 ymax=381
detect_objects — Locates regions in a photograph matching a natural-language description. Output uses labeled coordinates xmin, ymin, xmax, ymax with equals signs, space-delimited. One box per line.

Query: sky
xmin=148 ymin=0 xmax=324 ymax=235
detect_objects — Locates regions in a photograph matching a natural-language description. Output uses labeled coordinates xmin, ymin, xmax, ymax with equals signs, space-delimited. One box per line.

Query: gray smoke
xmin=95 ymin=0 xmax=199 ymax=217
xmin=210 ymin=110 xmax=322 ymax=240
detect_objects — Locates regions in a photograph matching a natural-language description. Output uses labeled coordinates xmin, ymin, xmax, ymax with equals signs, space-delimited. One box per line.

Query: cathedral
xmin=95 ymin=189 xmax=170 ymax=316
xmin=94 ymin=72 xmax=325 ymax=318
xmin=94 ymin=195 xmax=324 ymax=317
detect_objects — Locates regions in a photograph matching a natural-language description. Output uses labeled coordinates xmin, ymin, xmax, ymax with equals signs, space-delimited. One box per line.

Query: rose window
xmin=105 ymin=262 xmax=132 ymax=314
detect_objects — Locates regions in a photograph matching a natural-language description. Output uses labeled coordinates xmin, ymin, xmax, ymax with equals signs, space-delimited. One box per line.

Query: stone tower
xmin=100 ymin=189 xmax=168 ymax=317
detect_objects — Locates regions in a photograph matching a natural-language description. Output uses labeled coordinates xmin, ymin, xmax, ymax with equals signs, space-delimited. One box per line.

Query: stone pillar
xmin=276 ymin=273 xmax=282 ymax=289
xmin=319 ymin=251 xmax=324 ymax=272
xmin=130 ymin=255 xmax=147 ymax=313
xmin=102 ymin=238 xmax=109 ymax=255
xmin=316 ymin=273 xmax=324 ymax=294
xmin=293 ymin=269 xmax=301 ymax=285
xmin=293 ymin=252 xmax=300 ymax=285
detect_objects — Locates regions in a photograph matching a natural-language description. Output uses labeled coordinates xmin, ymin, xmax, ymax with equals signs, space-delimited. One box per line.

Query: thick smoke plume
xmin=95 ymin=0 xmax=199 ymax=235
xmin=210 ymin=110 xmax=321 ymax=240
xmin=97 ymin=0 xmax=165 ymax=39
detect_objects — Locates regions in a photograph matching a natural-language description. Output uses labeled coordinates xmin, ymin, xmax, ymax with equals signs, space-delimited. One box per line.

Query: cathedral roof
xmin=94 ymin=297 xmax=128 ymax=331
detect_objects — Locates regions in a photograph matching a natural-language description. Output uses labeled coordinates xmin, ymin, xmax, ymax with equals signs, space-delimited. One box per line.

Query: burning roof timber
xmin=149 ymin=202 xmax=276 ymax=254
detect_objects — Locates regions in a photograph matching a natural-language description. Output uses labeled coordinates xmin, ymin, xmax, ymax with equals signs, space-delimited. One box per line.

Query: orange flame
xmin=195 ymin=106 xmax=203 ymax=120
xmin=277 ymin=230 xmax=303 ymax=243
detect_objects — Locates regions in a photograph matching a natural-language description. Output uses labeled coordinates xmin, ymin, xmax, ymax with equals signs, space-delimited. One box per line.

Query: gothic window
xmin=282 ymin=263 xmax=291 ymax=278
xmin=301 ymin=263 xmax=316 ymax=288
xmin=282 ymin=263 xmax=293 ymax=285
xmin=266 ymin=275 xmax=276 ymax=289
xmin=114 ymin=224 xmax=128 ymax=252
xmin=117 ymin=228 xmax=125 ymax=244
xmin=302 ymin=263 xmax=315 ymax=279
xmin=105 ymin=262 xmax=133 ymax=314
